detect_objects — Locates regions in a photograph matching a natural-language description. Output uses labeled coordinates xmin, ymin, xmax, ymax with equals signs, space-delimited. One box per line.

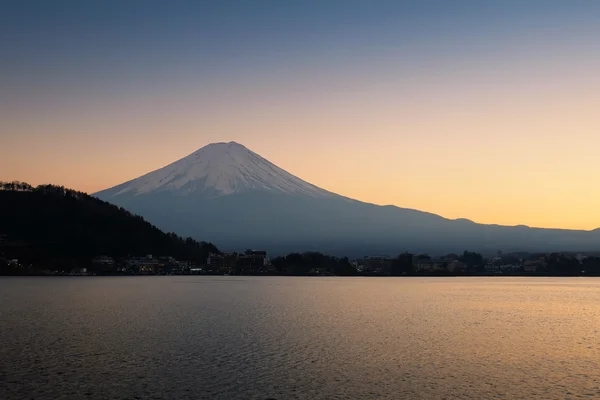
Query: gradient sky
xmin=2 ymin=1 xmax=600 ymax=230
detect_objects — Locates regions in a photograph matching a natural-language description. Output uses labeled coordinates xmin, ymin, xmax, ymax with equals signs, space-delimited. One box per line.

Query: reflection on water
xmin=1 ymin=277 xmax=599 ymax=399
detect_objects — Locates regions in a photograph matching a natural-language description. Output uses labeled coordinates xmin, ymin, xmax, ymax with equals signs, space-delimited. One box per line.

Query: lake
xmin=1 ymin=277 xmax=599 ymax=399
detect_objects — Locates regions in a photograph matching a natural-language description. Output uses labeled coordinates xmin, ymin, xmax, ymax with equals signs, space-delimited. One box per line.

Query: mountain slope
xmin=0 ymin=183 xmax=219 ymax=267
xmin=94 ymin=142 xmax=600 ymax=256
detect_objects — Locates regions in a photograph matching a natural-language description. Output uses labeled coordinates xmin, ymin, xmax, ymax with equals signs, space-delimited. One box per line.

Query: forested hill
xmin=0 ymin=181 xmax=219 ymax=268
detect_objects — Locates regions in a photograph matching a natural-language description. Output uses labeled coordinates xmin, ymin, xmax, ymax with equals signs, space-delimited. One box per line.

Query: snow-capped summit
xmin=102 ymin=141 xmax=334 ymax=198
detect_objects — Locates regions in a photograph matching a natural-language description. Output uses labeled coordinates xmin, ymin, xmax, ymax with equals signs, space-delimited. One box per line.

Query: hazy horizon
xmin=2 ymin=1 xmax=600 ymax=230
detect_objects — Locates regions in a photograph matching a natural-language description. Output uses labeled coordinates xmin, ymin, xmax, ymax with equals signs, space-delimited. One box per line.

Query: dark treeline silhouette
xmin=540 ymin=253 xmax=600 ymax=276
xmin=0 ymin=181 xmax=34 ymax=191
xmin=2 ymin=181 xmax=600 ymax=277
xmin=271 ymin=252 xmax=356 ymax=275
xmin=0 ymin=182 xmax=218 ymax=272
xmin=269 ymin=250 xmax=489 ymax=276
xmin=390 ymin=252 xmax=415 ymax=275
xmin=269 ymin=250 xmax=600 ymax=277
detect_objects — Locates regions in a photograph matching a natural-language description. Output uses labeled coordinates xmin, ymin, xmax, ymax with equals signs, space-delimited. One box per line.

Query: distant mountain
xmin=94 ymin=142 xmax=600 ymax=256
xmin=0 ymin=183 xmax=218 ymax=268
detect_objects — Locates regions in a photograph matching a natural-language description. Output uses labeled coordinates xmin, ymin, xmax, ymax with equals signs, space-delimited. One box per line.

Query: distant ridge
xmin=94 ymin=142 xmax=600 ymax=256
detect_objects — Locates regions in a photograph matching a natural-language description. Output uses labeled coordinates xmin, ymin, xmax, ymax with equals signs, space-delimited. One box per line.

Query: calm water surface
xmin=1 ymin=277 xmax=599 ymax=399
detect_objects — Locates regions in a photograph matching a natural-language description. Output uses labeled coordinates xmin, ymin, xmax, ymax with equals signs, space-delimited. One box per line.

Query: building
xmin=162 ymin=260 xmax=189 ymax=275
xmin=415 ymin=259 xmax=447 ymax=272
xmin=237 ymin=250 xmax=268 ymax=272
xmin=206 ymin=250 xmax=270 ymax=274
xmin=447 ymin=260 xmax=467 ymax=272
xmin=207 ymin=253 xmax=240 ymax=274
xmin=361 ymin=256 xmax=392 ymax=274
xmin=485 ymin=264 xmax=500 ymax=274
xmin=127 ymin=254 xmax=160 ymax=273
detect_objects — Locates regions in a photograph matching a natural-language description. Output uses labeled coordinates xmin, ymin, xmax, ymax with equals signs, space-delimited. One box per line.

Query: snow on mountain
xmin=109 ymin=141 xmax=335 ymax=198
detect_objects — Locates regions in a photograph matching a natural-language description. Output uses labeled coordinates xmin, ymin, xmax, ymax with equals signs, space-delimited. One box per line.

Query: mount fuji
xmin=94 ymin=141 xmax=600 ymax=256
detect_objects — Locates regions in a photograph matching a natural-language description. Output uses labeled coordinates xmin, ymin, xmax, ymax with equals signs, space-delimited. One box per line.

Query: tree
xmin=545 ymin=253 xmax=580 ymax=276
xmin=582 ymin=257 xmax=600 ymax=275
xmin=391 ymin=252 xmax=414 ymax=276
xmin=333 ymin=257 xmax=357 ymax=276
xmin=460 ymin=251 xmax=484 ymax=273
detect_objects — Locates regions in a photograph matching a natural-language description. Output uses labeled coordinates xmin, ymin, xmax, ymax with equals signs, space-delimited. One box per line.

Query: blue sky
xmin=4 ymin=1 xmax=598 ymax=89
